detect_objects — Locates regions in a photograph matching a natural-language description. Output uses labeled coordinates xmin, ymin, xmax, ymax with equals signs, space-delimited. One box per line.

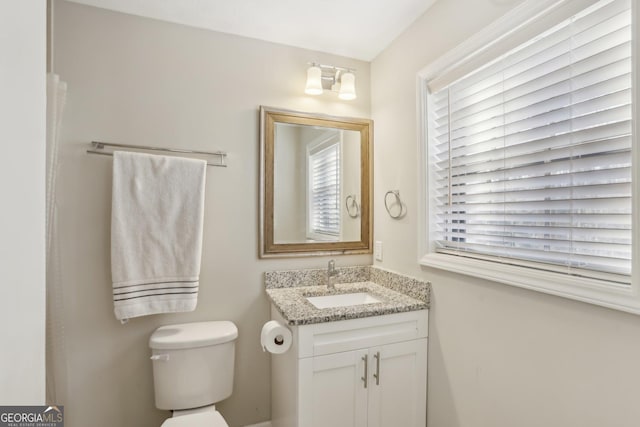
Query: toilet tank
xmin=149 ymin=321 xmax=238 ymax=410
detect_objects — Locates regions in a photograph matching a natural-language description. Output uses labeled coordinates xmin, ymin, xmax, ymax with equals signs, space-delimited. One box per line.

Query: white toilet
xmin=149 ymin=321 xmax=238 ymax=427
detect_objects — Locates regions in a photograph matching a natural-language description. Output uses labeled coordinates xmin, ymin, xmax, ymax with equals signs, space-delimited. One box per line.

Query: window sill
xmin=420 ymin=253 xmax=640 ymax=315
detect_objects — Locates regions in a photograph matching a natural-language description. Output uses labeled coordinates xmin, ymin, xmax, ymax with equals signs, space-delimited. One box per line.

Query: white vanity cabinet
xmin=271 ymin=307 xmax=428 ymax=427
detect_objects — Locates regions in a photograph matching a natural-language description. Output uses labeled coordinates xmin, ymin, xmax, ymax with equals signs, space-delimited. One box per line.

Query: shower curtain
xmin=46 ymin=73 xmax=67 ymax=405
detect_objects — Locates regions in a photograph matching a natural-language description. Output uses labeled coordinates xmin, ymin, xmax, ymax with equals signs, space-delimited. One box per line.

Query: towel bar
xmin=87 ymin=141 xmax=227 ymax=167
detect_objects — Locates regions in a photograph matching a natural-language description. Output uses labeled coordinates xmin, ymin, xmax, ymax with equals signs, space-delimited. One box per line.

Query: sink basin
xmin=306 ymin=292 xmax=381 ymax=309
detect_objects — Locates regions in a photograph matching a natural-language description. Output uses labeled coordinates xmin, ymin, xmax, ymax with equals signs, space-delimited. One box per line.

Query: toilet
xmin=149 ymin=321 xmax=238 ymax=427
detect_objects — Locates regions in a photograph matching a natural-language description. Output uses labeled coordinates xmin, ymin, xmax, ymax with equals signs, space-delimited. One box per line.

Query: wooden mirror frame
xmin=259 ymin=106 xmax=373 ymax=258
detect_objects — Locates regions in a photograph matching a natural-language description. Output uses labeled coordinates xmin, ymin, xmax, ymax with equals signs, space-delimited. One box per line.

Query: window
xmin=307 ymin=136 xmax=341 ymax=240
xmin=420 ymin=0 xmax=638 ymax=313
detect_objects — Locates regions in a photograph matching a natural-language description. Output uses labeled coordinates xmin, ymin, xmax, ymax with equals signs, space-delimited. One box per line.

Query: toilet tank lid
xmin=149 ymin=321 xmax=238 ymax=350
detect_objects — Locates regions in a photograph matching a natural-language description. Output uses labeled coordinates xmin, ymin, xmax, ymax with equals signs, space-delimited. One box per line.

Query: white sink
xmin=306 ymin=292 xmax=381 ymax=309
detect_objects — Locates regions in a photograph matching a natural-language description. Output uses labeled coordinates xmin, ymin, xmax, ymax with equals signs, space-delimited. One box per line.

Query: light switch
xmin=375 ymin=241 xmax=383 ymax=261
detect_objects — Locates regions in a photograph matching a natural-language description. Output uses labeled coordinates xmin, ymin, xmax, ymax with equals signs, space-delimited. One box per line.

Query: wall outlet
xmin=375 ymin=241 xmax=383 ymax=261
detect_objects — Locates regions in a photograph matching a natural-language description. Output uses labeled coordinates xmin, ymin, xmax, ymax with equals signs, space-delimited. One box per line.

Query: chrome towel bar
xmin=87 ymin=141 xmax=227 ymax=167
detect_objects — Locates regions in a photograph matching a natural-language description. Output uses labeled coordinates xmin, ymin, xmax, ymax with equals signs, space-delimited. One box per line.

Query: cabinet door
xmin=299 ymin=349 xmax=368 ymax=427
xmin=367 ymin=339 xmax=428 ymax=427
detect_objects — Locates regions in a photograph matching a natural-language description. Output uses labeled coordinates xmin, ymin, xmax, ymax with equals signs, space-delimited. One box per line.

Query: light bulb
xmin=305 ymin=66 xmax=323 ymax=95
xmin=338 ymin=72 xmax=356 ymax=100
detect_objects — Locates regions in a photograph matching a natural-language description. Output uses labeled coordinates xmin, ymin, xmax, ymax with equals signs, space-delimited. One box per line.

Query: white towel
xmin=111 ymin=151 xmax=207 ymax=321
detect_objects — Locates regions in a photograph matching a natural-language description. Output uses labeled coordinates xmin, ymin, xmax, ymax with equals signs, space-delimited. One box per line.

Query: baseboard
xmin=244 ymin=421 xmax=272 ymax=427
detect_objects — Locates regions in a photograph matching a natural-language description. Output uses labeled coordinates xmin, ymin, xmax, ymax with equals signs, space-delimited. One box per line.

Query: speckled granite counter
xmin=265 ymin=266 xmax=430 ymax=325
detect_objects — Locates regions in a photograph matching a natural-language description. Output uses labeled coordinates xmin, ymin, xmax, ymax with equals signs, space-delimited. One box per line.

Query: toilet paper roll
xmin=260 ymin=320 xmax=292 ymax=354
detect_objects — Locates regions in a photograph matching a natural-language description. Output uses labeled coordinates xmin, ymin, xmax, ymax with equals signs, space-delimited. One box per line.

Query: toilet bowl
xmin=161 ymin=410 xmax=227 ymax=427
xmin=161 ymin=406 xmax=227 ymax=427
xmin=149 ymin=321 xmax=238 ymax=427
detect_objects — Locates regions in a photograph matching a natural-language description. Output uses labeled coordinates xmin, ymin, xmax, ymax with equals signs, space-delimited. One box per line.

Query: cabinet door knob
xmin=361 ymin=355 xmax=368 ymax=388
xmin=373 ymin=351 xmax=380 ymax=385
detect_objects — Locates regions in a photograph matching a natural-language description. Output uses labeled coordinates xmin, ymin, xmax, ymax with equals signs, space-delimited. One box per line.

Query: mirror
xmin=260 ymin=106 xmax=372 ymax=257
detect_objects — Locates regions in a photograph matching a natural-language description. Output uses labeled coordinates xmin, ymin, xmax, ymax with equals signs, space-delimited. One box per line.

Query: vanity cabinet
xmin=271 ymin=308 xmax=428 ymax=427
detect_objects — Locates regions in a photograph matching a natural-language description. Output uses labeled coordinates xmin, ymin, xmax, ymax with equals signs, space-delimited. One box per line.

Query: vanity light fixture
xmin=304 ymin=63 xmax=357 ymax=100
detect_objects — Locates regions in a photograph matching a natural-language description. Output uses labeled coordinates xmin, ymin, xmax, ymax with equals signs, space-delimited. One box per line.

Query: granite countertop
xmin=266 ymin=280 xmax=428 ymax=326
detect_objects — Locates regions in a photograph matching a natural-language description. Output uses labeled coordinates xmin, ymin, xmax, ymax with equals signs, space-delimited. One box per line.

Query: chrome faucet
xmin=327 ymin=259 xmax=339 ymax=291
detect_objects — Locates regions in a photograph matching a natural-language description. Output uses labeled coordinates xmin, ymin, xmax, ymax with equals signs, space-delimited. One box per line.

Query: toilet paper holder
xmin=261 ymin=320 xmax=292 ymax=354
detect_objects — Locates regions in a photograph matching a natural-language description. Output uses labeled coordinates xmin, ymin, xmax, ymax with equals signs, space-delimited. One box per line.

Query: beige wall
xmin=52 ymin=2 xmax=370 ymax=426
xmin=0 ymin=0 xmax=46 ymax=404
xmin=274 ymin=125 xmax=305 ymax=243
xmin=341 ymin=130 xmax=362 ymax=242
xmin=371 ymin=0 xmax=640 ymax=426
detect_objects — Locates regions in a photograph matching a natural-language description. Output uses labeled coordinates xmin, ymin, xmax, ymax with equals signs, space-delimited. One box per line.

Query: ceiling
xmin=65 ymin=0 xmax=437 ymax=61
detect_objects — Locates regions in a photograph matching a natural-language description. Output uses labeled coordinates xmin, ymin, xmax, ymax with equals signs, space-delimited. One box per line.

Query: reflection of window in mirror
xmin=306 ymin=131 xmax=341 ymax=242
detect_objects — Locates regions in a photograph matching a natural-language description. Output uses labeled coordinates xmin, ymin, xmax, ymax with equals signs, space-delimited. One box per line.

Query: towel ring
xmin=345 ymin=195 xmax=360 ymax=218
xmin=384 ymin=190 xmax=406 ymax=219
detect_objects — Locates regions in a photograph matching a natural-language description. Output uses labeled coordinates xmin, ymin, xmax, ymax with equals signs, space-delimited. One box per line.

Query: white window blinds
xmin=428 ymin=0 xmax=632 ymax=283
xmin=309 ymin=142 xmax=341 ymax=237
